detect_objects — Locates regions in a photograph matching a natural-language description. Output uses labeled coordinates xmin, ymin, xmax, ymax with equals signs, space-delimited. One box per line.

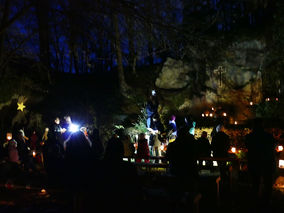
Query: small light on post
xmin=277 ymin=145 xmax=283 ymax=152
xmin=231 ymin=147 xmax=236 ymax=153
xmin=279 ymin=160 xmax=284 ymax=169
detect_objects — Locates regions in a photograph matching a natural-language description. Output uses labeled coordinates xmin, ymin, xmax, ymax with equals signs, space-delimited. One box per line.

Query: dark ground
xmin=1 ymin=162 xmax=284 ymax=213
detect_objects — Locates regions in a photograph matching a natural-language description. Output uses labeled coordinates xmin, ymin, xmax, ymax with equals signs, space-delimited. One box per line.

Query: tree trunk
xmin=127 ymin=16 xmax=137 ymax=75
xmin=112 ymin=13 xmax=130 ymax=96
xmin=35 ymin=0 xmax=51 ymax=83
xmin=68 ymin=0 xmax=80 ymax=74
xmin=146 ymin=1 xmax=154 ymax=65
xmin=0 ymin=0 xmax=10 ymax=67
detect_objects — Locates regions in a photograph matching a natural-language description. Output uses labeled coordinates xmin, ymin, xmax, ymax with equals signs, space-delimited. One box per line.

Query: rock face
xmin=155 ymin=58 xmax=191 ymax=89
xmin=155 ymin=40 xmax=266 ymax=122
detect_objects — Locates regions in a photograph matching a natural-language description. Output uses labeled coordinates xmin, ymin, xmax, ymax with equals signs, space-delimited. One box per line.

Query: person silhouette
xmin=245 ymin=118 xmax=277 ymax=205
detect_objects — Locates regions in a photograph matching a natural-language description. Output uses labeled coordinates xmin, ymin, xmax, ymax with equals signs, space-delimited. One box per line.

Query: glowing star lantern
xmin=69 ymin=124 xmax=79 ymax=133
xmin=17 ymin=102 xmax=26 ymax=111
xmin=6 ymin=133 xmax=12 ymax=141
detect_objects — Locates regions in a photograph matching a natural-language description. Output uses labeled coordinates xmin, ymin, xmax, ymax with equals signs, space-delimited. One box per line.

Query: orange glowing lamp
xmin=6 ymin=133 xmax=12 ymax=141
xmin=32 ymin=151 xmax=36 ymax=157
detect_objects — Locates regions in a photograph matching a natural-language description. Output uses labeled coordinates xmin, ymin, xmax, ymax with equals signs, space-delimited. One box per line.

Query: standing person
xmin=104 ymin=129 xmax=124 ymax=163
xmin=29 ymin=130 xmax=38 ymax=151
xmin=245 ymin=118 xmax=277 ymax=205
xmin=16 ymin=129 xmax=33 ymax=171
xmin=211 ymin=124 xmax=230 ymax=183
xmin=197 ymin=131 xmax=211 ymax=157
xmin=51 ymin=117 xmax=66 ymax=156
xmin=146 ymin=94 xmax=159 ymax=128
xmin=197 ymin=131 xmax=212 ymax=168
xmin=166 ymin=117 xmax=198 ymax=205
xmin=136 ymin=133 xmax=150 ymax=163
xmin=121 ymin=134 xmax=135 ymax=158
xmin=148 ymin=114 xmax=164 ymax=157
xmin=168 ymin=115 xmax=177 ymax=143
xmin=8 ymin=139 xmax=20 ymax=163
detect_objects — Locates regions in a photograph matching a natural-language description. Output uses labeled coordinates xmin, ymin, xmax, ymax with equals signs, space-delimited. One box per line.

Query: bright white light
xmin=234 ymin=121 xmax=238 ymax=125
xmin=202 ymin=113 xmax=205 ymax=117
xmin=213 ymin=161 xmax=218 ymax=167
xmin=278 ymin=145 xmax=283 ymax=152
xmin=152 ymin=90 xmax=156 ymax=96
xmin=231 ymin=147 xmax=236 ymax=153
xmin=69 ymin=124 xmax=79 ymax=133
xmin=223 ymin=112 xmax=227 ymax=117
xmin=249 ymin=101 xmax=253 ymax=106
xmin=211 ymin=107 xmax=214 ymax=111
xmin=202 ymin=161 xmax=206 ymax=166
xmin=209 ymin=113 xmax=213 ymax=117
xmin=279 ymin=160 xmax=284 ymax=168
xmin=7 ymin=136 xmax=12 ymax=140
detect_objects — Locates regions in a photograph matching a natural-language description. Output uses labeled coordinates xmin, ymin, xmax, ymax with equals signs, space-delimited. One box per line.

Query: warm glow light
xmin=249 ymin=101 xmax=253 ymax=106
xmin=202 ymin=113 xmax=205 ymax=117
xmin=6 ymin=133 xmax=12 ymax=141
xmin=223 ymin=112 xmax=227 ymax=117
xmin=40 ymin=189 xmax=46 ymax=194
xmin=234 ymin=121 xmax=238 ymax=125
xmin=32 ymin=151 xmax=36 ymax=157
xmin=279 ymin=160 xmax=284 ymax=169
xmin=265 ymin=98 xmax=270 ymax=102
xmin=209 ymin=113 xmax=213 ymax=117
xmin=277 ymin=145 xmax=283 ymax=152
xmin=205 ymin=113 xmax=209 ymax=117
xmin=276 ymin=98 xmax=279 ymax=101
xmin=211 ymin=107 xmax=214 ymax=111
xmin=231 ymin=147 xmax=236 ymax=153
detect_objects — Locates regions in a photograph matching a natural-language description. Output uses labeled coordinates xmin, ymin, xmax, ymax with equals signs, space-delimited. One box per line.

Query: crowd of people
xmin=0 ymin=101 xmax=281 ymax=210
